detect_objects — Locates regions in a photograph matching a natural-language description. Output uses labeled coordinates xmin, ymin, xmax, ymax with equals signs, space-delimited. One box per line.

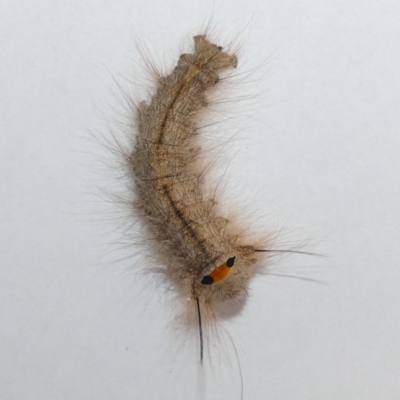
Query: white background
xmin=1 ymin=1 xmax=400 ymax=399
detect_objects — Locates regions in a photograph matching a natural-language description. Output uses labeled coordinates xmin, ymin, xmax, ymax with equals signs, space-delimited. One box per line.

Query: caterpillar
xmin=125 ymin=33 xmax=295 ymax=361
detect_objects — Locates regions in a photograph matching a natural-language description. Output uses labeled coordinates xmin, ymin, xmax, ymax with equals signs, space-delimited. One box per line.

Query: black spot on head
xmin=201 ymin=276 xmax=214 ymax=285
xmin=217 ymin=46 xmax=223 ymax=51
xmin=226 ymin=257 xmax=236 ymax=267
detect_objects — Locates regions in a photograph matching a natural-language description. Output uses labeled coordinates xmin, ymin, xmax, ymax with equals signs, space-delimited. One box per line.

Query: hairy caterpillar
xmin=124 ymin=33 xmax=301 ymax=361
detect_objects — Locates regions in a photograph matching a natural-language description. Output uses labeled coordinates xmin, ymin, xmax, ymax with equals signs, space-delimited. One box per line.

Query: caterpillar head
xmin=191 ymin=245 xmax=259 ymax=304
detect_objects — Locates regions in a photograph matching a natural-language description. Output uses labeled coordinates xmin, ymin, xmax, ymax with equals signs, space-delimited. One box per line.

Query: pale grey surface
xmin=1 ymin=0 xmax=400 ymax=399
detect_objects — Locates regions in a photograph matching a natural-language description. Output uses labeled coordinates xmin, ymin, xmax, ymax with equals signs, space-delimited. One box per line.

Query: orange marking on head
xmin=201 ymin=257 xmax=236 ymax=285
xmin=209 ymin=262 xmax=232 ymax=283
